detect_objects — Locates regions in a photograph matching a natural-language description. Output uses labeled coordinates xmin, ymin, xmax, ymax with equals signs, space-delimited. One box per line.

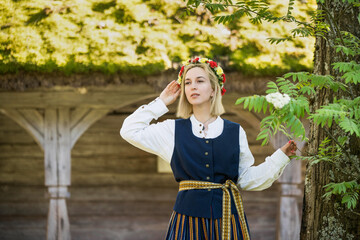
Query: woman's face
xmin=184 ymin=67 xmax=214 ymax=107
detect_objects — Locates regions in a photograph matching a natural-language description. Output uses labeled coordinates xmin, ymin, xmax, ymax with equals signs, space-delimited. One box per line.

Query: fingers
xmin=288 ymin=140 xmax=297 ymax=155
xmin=174 ymin=87 xmax=181 ymax=98
xmin=171 ymin=80 xmax=180 ymax=89
xmin=280 ymin=140 xmax=299 ymax=157
xmin=159 ymin=80 xmax=181 ymax=106
xmin=168 ymin=80 xmax=181 ymax=93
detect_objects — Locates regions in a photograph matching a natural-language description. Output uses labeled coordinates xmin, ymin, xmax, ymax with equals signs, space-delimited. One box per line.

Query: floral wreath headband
xmin=177 ymin=57 xmax=226 ymax=95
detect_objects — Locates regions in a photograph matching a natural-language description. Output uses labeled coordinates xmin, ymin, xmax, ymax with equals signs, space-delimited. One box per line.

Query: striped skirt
xmin=165 ymin=211 xmax=250 ymax=240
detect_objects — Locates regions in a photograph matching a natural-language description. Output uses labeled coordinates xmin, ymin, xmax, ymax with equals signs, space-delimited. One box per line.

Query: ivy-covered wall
xmin=0 ymin=0 xmax=315 ymax=76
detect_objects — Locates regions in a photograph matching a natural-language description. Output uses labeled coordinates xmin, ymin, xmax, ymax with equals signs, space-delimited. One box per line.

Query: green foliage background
xmin=0 ymin=0 xmax=315 ymax=76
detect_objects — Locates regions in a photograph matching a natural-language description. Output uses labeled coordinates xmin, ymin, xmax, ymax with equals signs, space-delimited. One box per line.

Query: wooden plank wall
xmin=0 ymin=106 xmax=291 ymax=240
xmin=0 ymin=112 xmax=47 ymax=239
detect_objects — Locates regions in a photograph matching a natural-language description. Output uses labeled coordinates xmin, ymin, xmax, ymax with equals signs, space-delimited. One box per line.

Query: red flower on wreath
xmin=222 ymin=74 xmax=226 ymax=83
xmin=179 ymin=66 xmax=185 ymax=76
xmin=209 ymin=61 xmax=217 ymax=68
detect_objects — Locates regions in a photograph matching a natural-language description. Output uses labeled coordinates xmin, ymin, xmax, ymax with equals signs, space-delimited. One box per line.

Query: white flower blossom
xmin=265 ymin=92 xmax=291 ymax=109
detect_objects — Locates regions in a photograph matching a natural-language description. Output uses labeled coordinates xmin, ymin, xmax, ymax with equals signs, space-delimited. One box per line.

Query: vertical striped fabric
xmin=165 ymin=211 xmax=250 ymax=240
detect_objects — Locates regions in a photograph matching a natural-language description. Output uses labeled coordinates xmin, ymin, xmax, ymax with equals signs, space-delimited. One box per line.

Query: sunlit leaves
xmin=267 ymin=37 xmax=292 ymax=45
xmin=185 ymin=0 xmax=316 ymax=44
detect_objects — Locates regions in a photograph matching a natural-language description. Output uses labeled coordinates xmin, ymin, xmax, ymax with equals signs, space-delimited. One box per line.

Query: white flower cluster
xmin=265 ymin=92 xmax=291 ymax=109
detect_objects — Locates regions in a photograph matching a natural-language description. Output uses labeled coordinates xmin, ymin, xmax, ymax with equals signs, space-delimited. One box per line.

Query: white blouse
xmin=120 ymin=97 xmax=290 ymax=191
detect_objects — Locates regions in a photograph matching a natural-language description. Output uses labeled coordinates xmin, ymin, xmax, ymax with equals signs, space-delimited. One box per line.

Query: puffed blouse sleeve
xmin=120 ymin=97 xmax=175 ymax=163
xmin=237 ymin=126 xmax=290 ymax=191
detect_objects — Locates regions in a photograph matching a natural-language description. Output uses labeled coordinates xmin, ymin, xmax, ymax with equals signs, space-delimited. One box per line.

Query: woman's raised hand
xmin=280 ymin=140 xmax=298 ymax=157
xmin=159 ymin=80 xmax=181 ymax=106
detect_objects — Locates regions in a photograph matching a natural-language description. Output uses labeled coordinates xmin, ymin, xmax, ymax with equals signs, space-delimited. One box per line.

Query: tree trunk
xmin=300 ymin=1 xmax=360 ymax=240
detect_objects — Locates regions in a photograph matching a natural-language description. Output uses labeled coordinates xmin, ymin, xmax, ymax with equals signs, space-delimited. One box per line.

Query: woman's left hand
xmin=280 ymin=140 xmax=297 ymax=157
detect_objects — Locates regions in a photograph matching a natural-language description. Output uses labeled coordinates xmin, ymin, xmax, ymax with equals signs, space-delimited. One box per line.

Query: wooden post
xmin=47 ymin=187 xmax=71 ymax=240
xmin=271 ymin=133 xmax=304 ymax=240
xmin=277 ymin=160 xmax=302 ymax=240
xmin=44 ymin=107 xmax=109 ymax=240
xmin=45 ymin=108 xmax=71 ymax=240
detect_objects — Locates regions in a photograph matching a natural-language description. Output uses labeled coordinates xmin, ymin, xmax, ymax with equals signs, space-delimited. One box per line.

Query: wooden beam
xmin=70 ymin=108 xmax=110 ymax=148
xmin=70 ymin=108 xmax=90 ymax=129
xmin=0 ymin=85 xmax=157 ymax=108
xmin=0 ymin=109 xmax=45 ymax=150
xmin=18 ymin=109 xmax=44 ymax=134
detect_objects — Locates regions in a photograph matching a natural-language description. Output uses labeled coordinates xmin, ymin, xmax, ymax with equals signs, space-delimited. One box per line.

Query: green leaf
xmin=339 ymin=118 xmax=360 ymax=136
xmin=244 ymin=97 xmax=250 ymax=109
xmin=343 ymin=70 xmax=360 ymax=84
xmin=235 ymin=97 xmax=245 ymax=105
xmin=249 ymin=97 xmax=255 ymax=111
xmin=266 ymin=81 xmax=279 ymax=93
xmin=323 ymin=180 xmax=359 ymax=210
xmin=284 ymin=72 xmax=310 ymax=82
xmin=299 ymin=86 xmax=316 ymax=95
xmin=333 ymin=61 xmax=357 ymax=73
xmin=309 ymin=74 xmax=334 ymax=89
xmin=253 ymin=96 xmax=263 ymax=113
xmin=309 ymin=105 xmax=347 ymax=128
xmin=263 ymin=100 xmax=268 ymax=114
xmin=267 ymin=37 xmax=292 ymax=44
xmin=342 ymin=194 xmax=351 ymax=204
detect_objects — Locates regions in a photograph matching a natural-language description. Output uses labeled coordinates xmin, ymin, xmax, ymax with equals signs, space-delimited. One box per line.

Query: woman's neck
xmin=193 ymin=105 xmax=214 ymax=123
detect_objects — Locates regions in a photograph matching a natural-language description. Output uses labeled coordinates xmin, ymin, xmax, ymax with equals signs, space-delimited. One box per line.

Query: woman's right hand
xmin=159 ymin=80 xmax=181 ymax=106
xmin=280 ymin=140 xmax=298 ymax=157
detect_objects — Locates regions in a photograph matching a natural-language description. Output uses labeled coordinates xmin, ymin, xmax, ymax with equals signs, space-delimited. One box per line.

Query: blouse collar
xmin=190 ymin=115 xmax=224 ymax=139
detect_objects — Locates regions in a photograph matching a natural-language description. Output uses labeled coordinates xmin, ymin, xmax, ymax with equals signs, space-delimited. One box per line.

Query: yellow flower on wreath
xmin=216 ymin=66 xmax=224 ymax=75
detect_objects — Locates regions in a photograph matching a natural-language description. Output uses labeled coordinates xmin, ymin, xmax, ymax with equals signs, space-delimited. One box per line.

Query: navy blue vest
xmin=171 ymin=118 xmax=240 ymax=219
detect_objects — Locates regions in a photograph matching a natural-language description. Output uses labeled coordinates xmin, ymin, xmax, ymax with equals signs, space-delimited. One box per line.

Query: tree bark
xmin=300 ymin=1 xmax=360 ymax=240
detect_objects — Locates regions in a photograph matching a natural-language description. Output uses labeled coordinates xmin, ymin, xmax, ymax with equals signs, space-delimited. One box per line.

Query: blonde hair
xmin=176 ymin=63 xmax=225 ymax=119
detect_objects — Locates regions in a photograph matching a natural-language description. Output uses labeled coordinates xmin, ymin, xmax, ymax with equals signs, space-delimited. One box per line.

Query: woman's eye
xmin=185 ymin=82 xmax=191 ymax=85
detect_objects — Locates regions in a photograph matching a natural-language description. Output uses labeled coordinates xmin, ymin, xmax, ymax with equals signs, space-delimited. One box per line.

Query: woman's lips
xmin=191 ymin=93 xmax=199 ymax=97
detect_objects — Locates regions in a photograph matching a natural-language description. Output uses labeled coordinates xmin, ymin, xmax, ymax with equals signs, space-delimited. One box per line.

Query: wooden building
xmin=0 ymin=71 xmax=304 ymax=240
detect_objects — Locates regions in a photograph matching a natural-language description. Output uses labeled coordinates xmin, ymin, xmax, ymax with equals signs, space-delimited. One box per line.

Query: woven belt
xmin=179 ymin=179 xmax=250 ymax=240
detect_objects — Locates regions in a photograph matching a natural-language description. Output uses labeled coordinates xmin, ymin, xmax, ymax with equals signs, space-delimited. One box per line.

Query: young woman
xmin=120 ymin=57 xmax=297 ymax=240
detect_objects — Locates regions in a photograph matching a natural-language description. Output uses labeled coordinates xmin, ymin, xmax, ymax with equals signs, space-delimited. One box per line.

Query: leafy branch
xmin=184 ymin=0 xmax=360 ymax=211
xmin=184 ymin=0 xmax=316 ymax=37
xmin=323 ymin=180 xmax=360 ymax=210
